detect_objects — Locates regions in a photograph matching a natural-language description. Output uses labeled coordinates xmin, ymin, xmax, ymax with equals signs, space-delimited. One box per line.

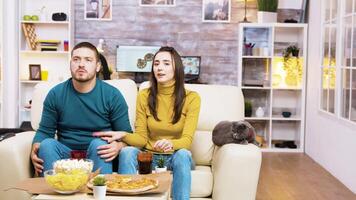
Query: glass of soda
xmin=137 ymin=152 xmax=153 ymax=174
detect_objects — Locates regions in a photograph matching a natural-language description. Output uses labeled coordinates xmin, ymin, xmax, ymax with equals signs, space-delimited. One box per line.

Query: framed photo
xmin=202 ymin=0 xmax=231 ymax=23
xmin=140 ymin=0 xmax=175 ymax=7
xmin=84 ymin=0 xmax=112 ymax=21
xmin=181 ymin=56 xmax=201 ymax=76
xmin=29 ymin=64 xmax=41 ymax=80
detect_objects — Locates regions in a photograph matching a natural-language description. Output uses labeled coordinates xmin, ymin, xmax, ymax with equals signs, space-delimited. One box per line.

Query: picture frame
xmin=29 ymin=64 xmax=41 ymax=80
xmin=202 ymin=0 xmax=231 ymax=23
xmin=181 ymin=56 xmax=201 ymax=76
xmin=139 ymin=0 xmax=175 ymax=7
xmin=84 ymin=0 xmax=112 ymax=21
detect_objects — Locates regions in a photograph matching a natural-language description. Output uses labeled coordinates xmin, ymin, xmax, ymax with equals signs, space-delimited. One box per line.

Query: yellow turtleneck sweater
xmin=123 ymin=82 xmax=201 ymax=153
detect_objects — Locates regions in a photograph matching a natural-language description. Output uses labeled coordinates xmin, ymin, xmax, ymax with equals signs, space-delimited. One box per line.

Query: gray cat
xmin=212 ymin=120 xmax=260 ymax=147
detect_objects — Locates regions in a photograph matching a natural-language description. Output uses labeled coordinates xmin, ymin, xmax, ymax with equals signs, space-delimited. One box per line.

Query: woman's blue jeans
xmin=118 ymin=146 xmax=194 ymax=200
xmin=38 ymin=138 xmax=112 ymax=176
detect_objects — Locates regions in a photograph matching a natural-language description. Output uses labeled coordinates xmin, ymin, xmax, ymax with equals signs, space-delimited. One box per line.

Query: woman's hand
xmin=97 ymin=141 xmax=127 ymax=162
xmin=93 ymin=131 xmax=127 ymax=143
xmin=154 ymin=139 xmax=173 ymax=152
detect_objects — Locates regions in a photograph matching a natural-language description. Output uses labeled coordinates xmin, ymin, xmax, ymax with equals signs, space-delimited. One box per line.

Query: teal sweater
xmin=32 ymin=78 xmax=132 ymax=150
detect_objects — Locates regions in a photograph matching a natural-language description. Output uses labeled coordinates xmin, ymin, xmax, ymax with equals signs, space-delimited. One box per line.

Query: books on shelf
xmin=36 ymin=40 xmax=61 ymax=51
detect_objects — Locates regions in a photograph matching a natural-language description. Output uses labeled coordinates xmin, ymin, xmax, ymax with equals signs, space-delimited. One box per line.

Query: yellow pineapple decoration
xmin=283 ymin=45 xmax=303 ymax=87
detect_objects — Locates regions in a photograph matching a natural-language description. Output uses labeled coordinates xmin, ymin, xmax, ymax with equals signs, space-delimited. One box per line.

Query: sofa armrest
xmin=212 ymin=144 xmax=261 ymax=200
xmin=0 ymin=131 xmax=35 ymax=200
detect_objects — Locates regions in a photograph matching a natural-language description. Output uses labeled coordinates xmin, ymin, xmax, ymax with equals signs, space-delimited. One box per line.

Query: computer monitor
xmin=181 ymin=56 xmax=201 ymax=81
xmin=116 ymin=45 xmax=161 ymax=72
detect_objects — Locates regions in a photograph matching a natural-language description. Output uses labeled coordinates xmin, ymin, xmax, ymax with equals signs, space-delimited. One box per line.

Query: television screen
xmin=181 ymin=56 xmax=201 ymax=76
xmin=116 ymin=45 xmax=161 ymax=72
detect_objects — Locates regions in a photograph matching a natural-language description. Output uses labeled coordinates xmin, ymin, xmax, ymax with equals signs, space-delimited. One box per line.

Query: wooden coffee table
xmin=32 ymin=191 xmax=170 ymax=200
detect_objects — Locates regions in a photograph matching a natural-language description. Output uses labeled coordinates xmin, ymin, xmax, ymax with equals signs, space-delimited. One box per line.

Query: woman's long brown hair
xmin=148 ymin=46 xmax=186 ymax=124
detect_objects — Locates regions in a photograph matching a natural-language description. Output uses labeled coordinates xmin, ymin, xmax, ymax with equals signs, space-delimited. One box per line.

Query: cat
xmin=212 ymin=120 xmax=260 ymax=147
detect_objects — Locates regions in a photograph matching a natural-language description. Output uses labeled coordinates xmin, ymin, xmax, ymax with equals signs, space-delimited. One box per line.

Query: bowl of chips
xmin=44 ymin=159 xmax=93 ymax=194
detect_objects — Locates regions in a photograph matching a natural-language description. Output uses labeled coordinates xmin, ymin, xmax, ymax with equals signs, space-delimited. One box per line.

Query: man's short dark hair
xmin=71 ymin=42 xmax=100 ymax=62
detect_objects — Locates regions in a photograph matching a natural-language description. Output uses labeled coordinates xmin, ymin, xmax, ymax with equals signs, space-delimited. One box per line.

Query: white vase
xmin=93 ymin=185 xmax=106 ymax=200
xmin=255 ymin=107 xmax=265 ymax=117
xmin=257 ymin=11 xmax=277 ymax=23
xmin=155 ymin=166 xmax=167 ymax=173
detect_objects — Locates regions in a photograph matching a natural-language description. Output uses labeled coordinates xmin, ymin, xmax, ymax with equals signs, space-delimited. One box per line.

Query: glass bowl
xmin=44 ymin=159 xmax=93 ymax=194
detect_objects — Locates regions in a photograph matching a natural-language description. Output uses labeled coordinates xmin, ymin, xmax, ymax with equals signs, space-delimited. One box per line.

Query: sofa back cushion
xmin=31 ymin=79 xmax=138 ymax=131
xmin=184 ymin=84 xmax=244 ymax=130
xmin=139 ymin=82 xmax=244 ymax=165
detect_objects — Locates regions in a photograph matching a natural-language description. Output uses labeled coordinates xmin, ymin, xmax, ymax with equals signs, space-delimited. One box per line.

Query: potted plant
xmin=155 ymin=156 xmax=167 ymax=173
xmin=245 ymin=101 xmax=252 ymax=117
xmin=92 ymin=175 xmax=106 ymax=200
xmin=257 ymin=0 xmax=278 ymax=23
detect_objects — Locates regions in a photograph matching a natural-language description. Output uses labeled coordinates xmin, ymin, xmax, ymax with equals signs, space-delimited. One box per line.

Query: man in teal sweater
xmin=30 ymin=42 xmax=132 ymax=176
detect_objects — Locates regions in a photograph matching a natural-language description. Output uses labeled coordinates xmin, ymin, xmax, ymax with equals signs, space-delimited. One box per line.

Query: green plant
xmin=257 ymin=0 xmax=278 ymax=12
xmin=244 ymin=101 xmax=252 ymax=117
xmin=283 ymin=45 xmax=300 ymax=59
xmin=156 ymin=156 xmax=166 ymax=168
xmin=93 ymin=176 xmax=106 ymax=186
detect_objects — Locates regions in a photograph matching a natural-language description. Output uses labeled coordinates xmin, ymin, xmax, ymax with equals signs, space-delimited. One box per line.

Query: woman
xmin=93 ymin=46 xmax=200 ymax=200
xmin=97 ymin=53 xmax=111 ymax=80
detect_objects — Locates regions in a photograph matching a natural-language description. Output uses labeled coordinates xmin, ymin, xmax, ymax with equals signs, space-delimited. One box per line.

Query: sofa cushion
xmin=191 ymin=131 xmax=214 ymax=166
xmin=191 ymin=166 xmax=213 ymax=198
xmin=31 ymin=79 xmax=138 ymax=131
xmin=184 ymin=84 xmax=244 ymax=131
xmin=31 ymin=81 xmax=59 ymax=130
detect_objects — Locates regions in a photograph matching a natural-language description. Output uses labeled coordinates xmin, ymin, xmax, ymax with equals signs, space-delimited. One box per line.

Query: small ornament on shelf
xmin=283 ymin=45 xmax=302 ymax=87
xmin=255 ymin=107 xmax=265 ymax=118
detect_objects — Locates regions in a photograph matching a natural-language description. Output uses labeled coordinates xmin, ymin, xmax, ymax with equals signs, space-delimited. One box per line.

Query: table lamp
xmin=239 ymin=0 xmax=253 ymax=23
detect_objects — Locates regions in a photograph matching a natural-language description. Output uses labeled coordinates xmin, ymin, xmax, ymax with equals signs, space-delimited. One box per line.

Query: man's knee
xmin=88 ymin=138 xmax=107 ymax=150
xmin=119 ymin=147 xmax=139 ymax=161
xmin=39 ymin=138 xmax=58 ymax=151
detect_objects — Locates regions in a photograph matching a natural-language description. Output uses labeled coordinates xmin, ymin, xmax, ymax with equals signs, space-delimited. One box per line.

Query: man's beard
xmin=71 ymin=70 xmax=96 ymax=82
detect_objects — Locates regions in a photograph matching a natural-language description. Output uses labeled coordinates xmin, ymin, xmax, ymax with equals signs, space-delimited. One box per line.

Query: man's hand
xmin=31 ymin=143 xmax=44 ymax=176
xmin=154 ymin=139 xmax=173 ymax=153
xmin=97 ymin=141 xmax=127 ymax=162
xmin=93 ymin=131 xmax=127 ymax=143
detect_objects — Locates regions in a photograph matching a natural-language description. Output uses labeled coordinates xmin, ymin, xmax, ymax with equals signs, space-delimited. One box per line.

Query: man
xmin=30 ymin=42 xmax=132 ymax=176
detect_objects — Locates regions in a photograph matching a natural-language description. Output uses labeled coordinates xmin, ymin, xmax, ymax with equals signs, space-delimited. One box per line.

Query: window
xmin=321 ymin=0 xmax=356 ymax=123
xmin=320 ymin=0 xmax=337 ymax=113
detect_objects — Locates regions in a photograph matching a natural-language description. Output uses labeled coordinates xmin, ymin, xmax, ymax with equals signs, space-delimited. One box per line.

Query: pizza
xmin=88 ymin=175 xmax=159 ymax=193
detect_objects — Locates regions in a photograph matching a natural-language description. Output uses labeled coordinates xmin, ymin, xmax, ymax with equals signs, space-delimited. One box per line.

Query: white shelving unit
xmin=238 ymin=23 xmax=308 ymax=152
xmin=19 ymin=0 xmax=73 ymax=126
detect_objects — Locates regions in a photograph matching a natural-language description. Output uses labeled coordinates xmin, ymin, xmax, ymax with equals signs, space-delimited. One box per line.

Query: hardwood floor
xmin=256 ymin=153 xmax=356 ymax=200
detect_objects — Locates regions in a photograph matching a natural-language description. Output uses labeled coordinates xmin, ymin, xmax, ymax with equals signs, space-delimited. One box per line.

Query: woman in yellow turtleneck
xmin=93 ymin=46 xmax=200 ymax=200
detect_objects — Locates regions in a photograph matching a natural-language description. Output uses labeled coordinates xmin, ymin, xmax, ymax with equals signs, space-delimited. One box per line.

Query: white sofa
xmin=0 ymin=79 xmax=261 ymax=200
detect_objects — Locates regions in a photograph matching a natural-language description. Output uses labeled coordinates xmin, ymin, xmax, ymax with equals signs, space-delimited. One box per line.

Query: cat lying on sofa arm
xmin=212 ymin=120 xmax=261 ymax=147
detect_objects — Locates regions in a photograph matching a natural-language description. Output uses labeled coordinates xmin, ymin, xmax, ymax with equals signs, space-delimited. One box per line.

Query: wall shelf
xmin=20 ymin=50 xmax=69 ymax=55
xmin=20 ymin=20 xmax=69 ymax=24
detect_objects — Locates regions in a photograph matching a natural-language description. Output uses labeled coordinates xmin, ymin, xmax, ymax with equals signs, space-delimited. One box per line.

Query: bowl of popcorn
xmin=44 ymin=159 xmax=93 ymax=194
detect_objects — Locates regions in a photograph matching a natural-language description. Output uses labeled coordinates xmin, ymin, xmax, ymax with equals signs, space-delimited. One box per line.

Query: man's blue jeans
xmin=38 ymin=138 xmax=112 ymax=176
xmin=118 ymin=146 xmax=194 ymax=200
